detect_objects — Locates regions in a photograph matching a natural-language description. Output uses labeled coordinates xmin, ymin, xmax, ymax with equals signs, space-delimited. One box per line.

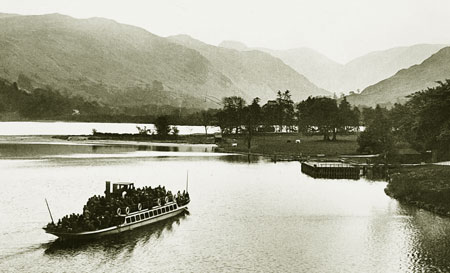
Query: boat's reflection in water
xmin=43 ymin=211 xmax=189 ymax=256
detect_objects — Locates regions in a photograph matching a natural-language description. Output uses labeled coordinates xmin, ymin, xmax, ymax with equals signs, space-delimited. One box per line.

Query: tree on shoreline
xmin=357 ymin=105 xmax=393 ymax=156
xmin=296 ymin=96 xmax=339 ymax=141
xmin=200 ymin=110 xmax=212 ymax=137
xmin=335 ymin=97 xmax=360 ymax=140
xmin=275 ymin=90 xmax=295 ymax=132
xmin=261 ymin=100 xmax=277 ymax=132
xmin=243 ymin=98 xmax=262 ymax=151
xmin=390 ymin=80 xmax=450 ymax=160
xmin=154 ymin=115 xmax=171 ymax=136
xmin=220 ymin=96 xmax=246 ymax=134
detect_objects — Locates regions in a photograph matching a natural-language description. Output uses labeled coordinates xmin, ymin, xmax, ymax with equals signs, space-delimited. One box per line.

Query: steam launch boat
xmin=44 ymin=181 xmax=190 ymax=240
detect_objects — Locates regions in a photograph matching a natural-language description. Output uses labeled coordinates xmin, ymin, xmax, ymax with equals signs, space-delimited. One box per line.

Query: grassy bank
xmin=55 ymin=132 xmax=359 ymax=159
xmin=385 ymin=165 xmax=450 ymax=216
xmin=217 ymin=133 xmax=358 ymax=158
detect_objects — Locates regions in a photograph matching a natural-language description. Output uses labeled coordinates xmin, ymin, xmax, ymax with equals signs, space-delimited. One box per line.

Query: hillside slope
xmin=340 ymin=44 xmax=447 ymax=93
xmin=0 ymin=13 xmax=330 ymax=109
xmin=346 ymin=46 xmax=450 ymax=107
xmin=171 ymin=35 xmax=330 ymax=102
xmin=0 ymin=14 xmax=242 ymax=108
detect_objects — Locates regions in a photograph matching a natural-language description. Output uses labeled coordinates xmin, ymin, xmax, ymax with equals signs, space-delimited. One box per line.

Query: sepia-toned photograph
xmin=1 ymin=0 xmax=450 ymax=272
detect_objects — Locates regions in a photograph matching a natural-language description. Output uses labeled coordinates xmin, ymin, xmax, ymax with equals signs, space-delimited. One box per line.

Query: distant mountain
xmin=257 ymin=47 xmax=343 ymax=92
xmin=171 ymin=35 xmax=329 ymax=102
xmin=346 ymin=46 xmax=450 ymax=107
xmin=219 ymin=40 xmax=343 ymax=91
xmin=339 ymin=44 xmax=447 ymax=93
xmin=218 ymin=40 xmax=249 ymax=51
xmin=220 ymin=41 xmax=447 ymax=94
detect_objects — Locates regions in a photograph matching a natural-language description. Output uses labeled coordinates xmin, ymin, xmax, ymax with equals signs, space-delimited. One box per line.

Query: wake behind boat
xmin=44 ymin=181 xmax=190 ymax=240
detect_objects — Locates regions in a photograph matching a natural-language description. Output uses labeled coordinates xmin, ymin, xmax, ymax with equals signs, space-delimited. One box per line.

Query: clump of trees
xmin=214 ymin=91 xmax=297 ymax=135
xmin=193 ymin=90 xmax=362 ymax=151
xmin=243 ymin=98 xmax=262 ymax=149
xmin=0 ymin=77 xmax=208 ymax=123
xmin=154 ymin=116 xmax=171 ymax=136
xmin=297 ymin=97 xmax=360 ymax=141
xmin=357 ymin=105 xmax=393 ymax=155
xmin=152 ymin=115 xmax=179 ymax=138
xmin=390 ymin=80 xmax=450 ymax=160
xmin=0 ymin=78 xmax=107 ymax=120
xmin=217 ymin=96 xmax=247 ymax=134
xmin=213 ymin=91 xmax=360 ymax=141
xmin=356 ymin=80 xmax=450 ymax=161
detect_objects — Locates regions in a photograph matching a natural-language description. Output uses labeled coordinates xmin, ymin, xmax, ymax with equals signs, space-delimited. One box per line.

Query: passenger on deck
xmin=49 ymin=184 xmax=183 ymax=233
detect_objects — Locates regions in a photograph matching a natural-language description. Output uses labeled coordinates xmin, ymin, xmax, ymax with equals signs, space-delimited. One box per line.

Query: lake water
xmin=1 ymin=141 xmax=450 ymax=272
xmin=0 ymin=121 xmax=220 ymax=136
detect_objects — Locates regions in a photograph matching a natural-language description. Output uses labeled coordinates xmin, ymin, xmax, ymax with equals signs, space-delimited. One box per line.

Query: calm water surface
xmin=0 ymin=121 xmax=220 ymax=135
xmin=1 ymin=142 xmax=450 ymax=273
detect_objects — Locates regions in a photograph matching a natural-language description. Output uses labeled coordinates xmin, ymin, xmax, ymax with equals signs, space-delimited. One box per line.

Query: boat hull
xmin=45 ymin=205 xmax=188 ymax=240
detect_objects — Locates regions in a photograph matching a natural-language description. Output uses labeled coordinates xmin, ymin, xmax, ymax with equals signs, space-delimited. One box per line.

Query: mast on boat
xmin=45 ymin=198 xmax=55 ymax=224
xmin=186 ymin=170 xmax=189 ymax=193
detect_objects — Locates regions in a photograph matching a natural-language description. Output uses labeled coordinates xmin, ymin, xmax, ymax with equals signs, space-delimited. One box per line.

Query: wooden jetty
xmin=301 ymin=161 xmax=360 ymax=179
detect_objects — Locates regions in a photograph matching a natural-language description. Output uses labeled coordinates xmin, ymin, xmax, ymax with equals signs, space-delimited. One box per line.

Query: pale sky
xmin=2 ymin=0 xmax=450 ymax=63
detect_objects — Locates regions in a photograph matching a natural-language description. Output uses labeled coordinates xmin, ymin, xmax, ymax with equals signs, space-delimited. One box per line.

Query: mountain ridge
xmin=219 ymin=40 xmax=447 ymax=94
xmin=346 ymin=46 xmax=450 ymax=107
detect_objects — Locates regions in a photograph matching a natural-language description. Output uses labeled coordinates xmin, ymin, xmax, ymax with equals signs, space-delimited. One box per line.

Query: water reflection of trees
xmin=407 ymin=208 xmax=450 ymax=271
xmin=396 ymin=203 xmax=450 ymax=272
xmin=43 ymin=212 xmax=188 ymax=259
xmin=359 ymin=201 xmax=450 ymax=272
xmin=218 ymin=154 xmax=268 ymax=164
xmin=0 ymin=143 xmax=94 ymax=158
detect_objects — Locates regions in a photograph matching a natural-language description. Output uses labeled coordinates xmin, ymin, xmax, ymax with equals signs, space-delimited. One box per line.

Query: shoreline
xmin=0 ymin=133 xmax=358 ymax=162
xmin=385 ymin=188 xmax=450 ymax=217
xmin=0 ymin=132 xmax=375 ymax=161
xmin=0 ymin=135 xmax=218 ymax=149
xmin=385 ymin=165 xmax=450 ymax=217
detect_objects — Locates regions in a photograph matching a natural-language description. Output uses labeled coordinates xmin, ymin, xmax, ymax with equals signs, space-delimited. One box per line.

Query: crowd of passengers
xmin=46 ymin=185 xmax=190 ymax=233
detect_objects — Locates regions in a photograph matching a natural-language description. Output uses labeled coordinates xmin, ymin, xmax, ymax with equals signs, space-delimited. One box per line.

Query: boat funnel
xmin=105 ymin=181 xmax=111 ymax=198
